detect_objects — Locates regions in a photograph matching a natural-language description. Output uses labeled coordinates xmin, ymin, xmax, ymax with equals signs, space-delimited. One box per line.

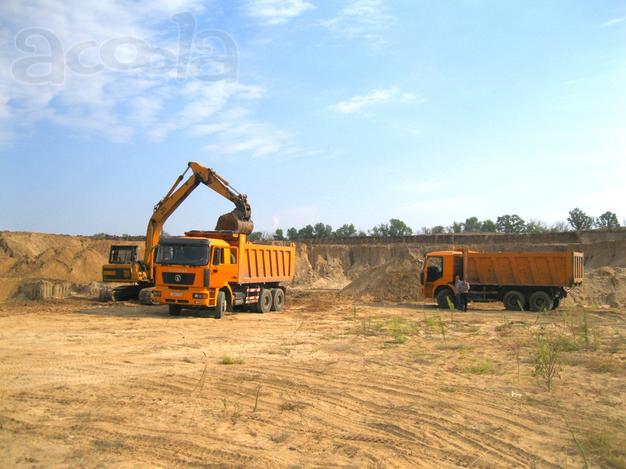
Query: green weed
xmin=220 ymin=356 xmax=244 ymax=365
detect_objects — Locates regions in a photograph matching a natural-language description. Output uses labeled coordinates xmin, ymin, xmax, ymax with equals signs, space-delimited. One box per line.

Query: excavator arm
xmin=143 ymin=162 xmax=253 ymax=273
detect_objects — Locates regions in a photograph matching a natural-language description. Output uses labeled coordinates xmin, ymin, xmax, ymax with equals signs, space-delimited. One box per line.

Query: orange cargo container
xmin=241 ymin=242 xmax=295 ymax=284
xmin=465 ymin=251 xmax=584 ymax=287
xmin=153 ymin=231 xmax=295 ymax=318
xmin=419 ymin=250 xmax=584 ymax=311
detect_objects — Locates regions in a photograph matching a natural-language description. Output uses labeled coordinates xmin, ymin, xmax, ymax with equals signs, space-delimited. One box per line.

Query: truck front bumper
xmin=153 ymin=287 xmax=216 ymax=307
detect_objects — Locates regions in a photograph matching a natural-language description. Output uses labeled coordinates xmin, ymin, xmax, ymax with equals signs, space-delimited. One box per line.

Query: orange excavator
xmin=101 ymin=162 xmax=253 ymax=301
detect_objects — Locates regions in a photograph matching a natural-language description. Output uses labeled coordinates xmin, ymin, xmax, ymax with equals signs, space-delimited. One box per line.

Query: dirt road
xmin=1 ymin=292 xmax=624 ymax=468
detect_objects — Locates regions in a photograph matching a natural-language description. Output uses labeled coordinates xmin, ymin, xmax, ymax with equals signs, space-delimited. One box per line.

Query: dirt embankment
xmin=1 ymin=230 xmax=625 ymax=306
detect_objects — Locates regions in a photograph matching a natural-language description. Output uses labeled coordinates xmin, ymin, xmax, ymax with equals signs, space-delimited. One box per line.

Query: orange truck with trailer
xmin=153 ymin=230 xmax=295 ymax=318
xmin=419 ymin=250 xmax=584 ymax=311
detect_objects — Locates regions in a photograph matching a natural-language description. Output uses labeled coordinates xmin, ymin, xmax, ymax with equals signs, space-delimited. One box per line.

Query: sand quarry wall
xmin=1 ymin=230 xmax=625 ymax=306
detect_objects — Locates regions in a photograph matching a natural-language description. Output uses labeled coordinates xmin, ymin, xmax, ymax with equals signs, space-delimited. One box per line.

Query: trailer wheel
xmin=214 ymin=291 xmax=227 ymax=319
xmin=529 ymin=291 xmax=553 ymax=312
xmin=271 ymin=288 xmax=285 ymax=312
xmin=503 ymin=290 xmax=526 ymax=311
xmin=168 ymin=304 xmax=182 ymax=316
xmin=256 ymin=289 xmax=272 ymax=313
xmin=436 ymin=288 xmax=455 ymax=309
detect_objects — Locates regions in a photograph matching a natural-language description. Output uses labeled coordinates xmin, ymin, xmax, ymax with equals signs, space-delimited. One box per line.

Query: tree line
xmin=249 ymin=208 xmax=621 ymax=241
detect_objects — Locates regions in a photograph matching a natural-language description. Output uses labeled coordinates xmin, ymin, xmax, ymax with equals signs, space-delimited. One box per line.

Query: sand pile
xmin=0 ymin=231 xmax=138 ymax=301
xmin=564 ymin=267 xmax=626 ymax=308
xmin=341 ymin=257 xmax=423 ymax=302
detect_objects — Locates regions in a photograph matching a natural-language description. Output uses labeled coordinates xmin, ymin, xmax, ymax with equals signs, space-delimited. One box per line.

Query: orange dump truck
xmin=153 ymin=231 xmax=295 ymax=317
xmin=419 ymin=250 xmax=584 ymax=311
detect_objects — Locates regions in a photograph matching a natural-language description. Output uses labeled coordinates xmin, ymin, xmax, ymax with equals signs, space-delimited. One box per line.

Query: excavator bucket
xmin=215 ymin=210 xmax=254 ymax=234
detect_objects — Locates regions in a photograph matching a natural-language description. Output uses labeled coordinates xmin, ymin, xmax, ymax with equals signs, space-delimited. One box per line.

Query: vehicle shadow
xmin=78 ymin=302 xmax=263 ymax=319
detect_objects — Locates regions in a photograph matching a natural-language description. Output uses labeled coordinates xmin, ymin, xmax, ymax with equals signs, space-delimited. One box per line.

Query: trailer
xmin=419 ymin=250 xmax=584 ymax=311
xmin=153 ymin=231 xmax=295 ymax=318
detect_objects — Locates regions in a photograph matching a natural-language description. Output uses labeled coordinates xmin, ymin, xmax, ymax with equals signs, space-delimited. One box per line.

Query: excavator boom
xmin=101 ymin=162 xmax=253 ymax=300
xmin=144 ymin=162 xmax=253 ymax=271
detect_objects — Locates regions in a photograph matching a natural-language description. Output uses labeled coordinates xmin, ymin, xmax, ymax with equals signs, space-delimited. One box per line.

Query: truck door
xmin=211 ymin=247 xmax=238 ymax=287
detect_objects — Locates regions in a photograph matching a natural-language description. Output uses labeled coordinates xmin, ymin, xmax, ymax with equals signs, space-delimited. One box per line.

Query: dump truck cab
xmin=153 ymin=236 xmax=232 ymax=310
xmin=419 ymin=251 xmax=463 ymax=303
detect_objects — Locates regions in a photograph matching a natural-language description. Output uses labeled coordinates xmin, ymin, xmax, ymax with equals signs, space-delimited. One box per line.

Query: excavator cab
xmin=109 ymin=245 xmax=138 ymax=264
xmin=102 ymin=245 xmax=137 ymax=283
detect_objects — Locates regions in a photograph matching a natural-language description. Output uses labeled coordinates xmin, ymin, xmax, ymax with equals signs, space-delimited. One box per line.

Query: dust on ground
xmin=1 ymin=292 xmax=625 ymax=468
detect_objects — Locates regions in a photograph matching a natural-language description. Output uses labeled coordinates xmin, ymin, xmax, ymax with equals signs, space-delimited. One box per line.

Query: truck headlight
xmin=193 ymin=293 xmax=208 ymax=299
xmin=153 ymin=290 xmax=161 ymax=297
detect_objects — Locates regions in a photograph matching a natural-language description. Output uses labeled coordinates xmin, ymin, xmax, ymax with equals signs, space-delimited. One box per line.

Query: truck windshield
xmin=156 ymin=244 xmax=209 ymax=266
xmin=425 ymin=256 xmax=443 ymax=282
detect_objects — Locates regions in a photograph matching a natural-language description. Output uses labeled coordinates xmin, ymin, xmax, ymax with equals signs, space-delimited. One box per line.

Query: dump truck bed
xmin=240 ymin=242 xmax=295 ymax=284
xmin=466 ymin=251 xmax=584 ymax=287
xmin=184 ymin=230 xmax=295 ymax=285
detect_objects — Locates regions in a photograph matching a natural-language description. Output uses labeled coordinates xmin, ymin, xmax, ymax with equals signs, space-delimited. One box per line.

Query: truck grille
xmin=162 ymin=272 xmax=195 ymax=285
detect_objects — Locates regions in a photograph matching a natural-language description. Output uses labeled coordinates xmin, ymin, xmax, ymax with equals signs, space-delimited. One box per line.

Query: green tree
xmin=388 ymin=218 xmax=413 ymax=236
xmin=313 ymin=223 xmax=333 ymax=238
xmin=567 ymin=208 xmax=594 ymax=231
xmin=496 ymin=214 xmax=526 ymax=233
xmin=249 ymin=232 xmax=264 ymax=241
xmin=525 ymin=219 xmax=548 ymax=234
xmin=274 ymin=228 xmax=285 ymax=240
xmin=334 ymin=223 xmax=357 ymax=237
xmin=370 ymin=223 xmax=390 ymax=236
xmin=480 ymin=219 xmax=497 ymax=232
xmin=431 ymin=225 xmax=446 ymax=234
xmin=286 ymin=227 xmax=298 ymax=240
xmin=298 ymin=225 xmax=314 ymax=238
xmin=450 ymin=221 xmax=464 ymax=233
xmin=595 ymin=211 xmax=620 ymax=229
xmin=550 ymin=221 xmax=570 ymax=232
xmin=463 ymin=217 xmax=482 ymax=232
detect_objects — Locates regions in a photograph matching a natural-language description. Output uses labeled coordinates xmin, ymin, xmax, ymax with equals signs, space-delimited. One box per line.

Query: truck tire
xmin=529 ymin=291 xmax=553 ymax=312
xmin=271 ymin=288 xmax=285 ymax=312
xmin=551 ymin=298 xmax=561 ymax=310
xmin=503 ymin=290 xmax=526 ymax=311
xmin=256 ymin=288 xmax=272 ymax=313
xmin=169 ymin=304 xmax=182 ymax=316
xmin=436 ymin=288 xmax=455 ymax=309
xmin=214 ymin=291 xmax=227 ymax=319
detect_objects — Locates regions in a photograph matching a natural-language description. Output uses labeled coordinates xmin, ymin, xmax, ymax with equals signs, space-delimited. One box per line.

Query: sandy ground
xmin=1 ymin=292 xmax=625 ymax=468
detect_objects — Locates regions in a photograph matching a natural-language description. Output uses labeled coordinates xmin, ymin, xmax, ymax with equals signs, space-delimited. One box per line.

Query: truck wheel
xmin=214 ymin=291 xmax=227 ymax=319
xmin=503 ymin=290 xmax=526 ymax=311
xmin=271 ymin=288 xmax=285 ymax=312
xmin=169 ymin=304 xmax=182 ymax=316
xmin=436 ymin=288 xmax=455 ymax=309
xmin=256 ymin=289 xmax=272 ymax=313
xmin=551 ymin=298 xmax=561 ymax=310
xmin=529 ymin=291 xmax=553 ymax=312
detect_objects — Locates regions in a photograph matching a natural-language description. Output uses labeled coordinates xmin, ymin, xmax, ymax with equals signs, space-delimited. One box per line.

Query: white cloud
xmin=0 ymin=0 xmax=271 ymax=145
xmin=331 ymin=87 xmax=418 ymax=114
xmin=203 ymin=119 xmax=294 ymax=158
xmin=244 ymin=0 xmax=314 ymax=25
xmin=599 ymin=17 xmax=625 ymax=28
xmin=321 ymin=0 xmax=394 ymax=47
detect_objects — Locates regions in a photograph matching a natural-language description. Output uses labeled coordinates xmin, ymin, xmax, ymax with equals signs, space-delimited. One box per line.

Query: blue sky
xmin=1 ymin=0 xmax=625 ymax=236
